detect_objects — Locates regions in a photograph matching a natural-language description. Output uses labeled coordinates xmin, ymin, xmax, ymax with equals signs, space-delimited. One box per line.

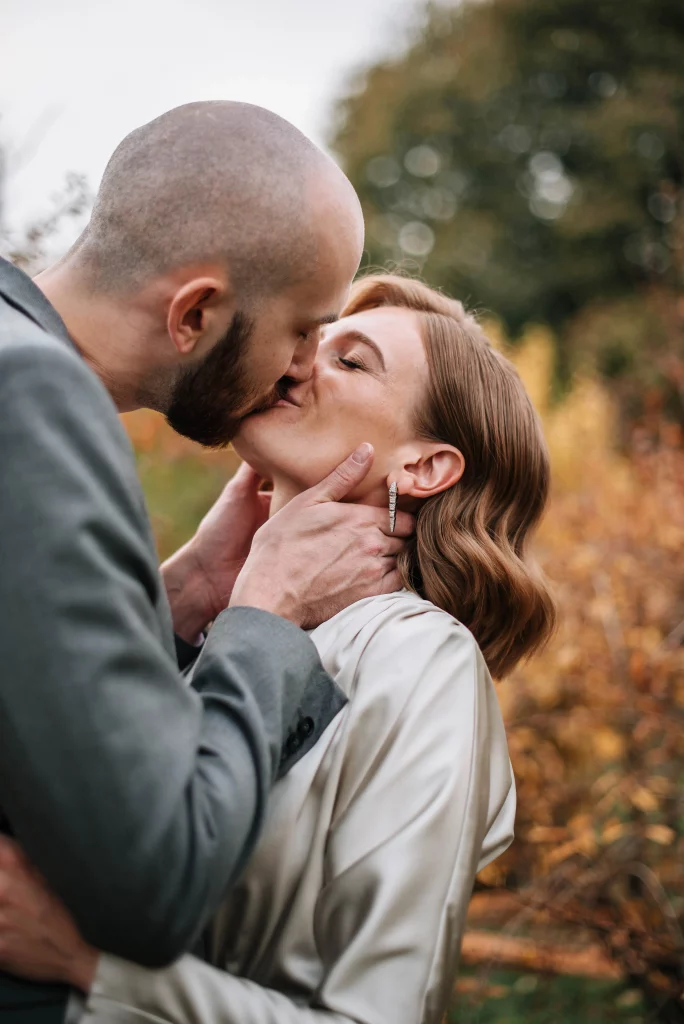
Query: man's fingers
xmin=387 ymin=509 xmax=414 ymax=538
xmin=363 ymin=507 xmax=414 ymax=539
xmin=0 ymin=840 xmax=51 ymax=891
xmin=256 ymin=491 xmax=272 ymax=514
xmin=205 ymin=463 xmax=260 ymax=519
xmin=306 ymin=444 xmax=374 ymax=504
xmin=0 ymin=837 xmax=25 ymax=872
xmin=381 ymin=536 xmax=406 ymax=558
xmin=363 ymin=507 xmax=415 ymax=539
xmin=379 ymin=566 xmax=404 ymax=595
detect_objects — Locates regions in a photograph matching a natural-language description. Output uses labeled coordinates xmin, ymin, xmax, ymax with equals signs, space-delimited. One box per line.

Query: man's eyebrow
xmin=316 ymin=313 xmax=339 ymax=326
xmin=340 ymin=329 xmax=387 ymax=372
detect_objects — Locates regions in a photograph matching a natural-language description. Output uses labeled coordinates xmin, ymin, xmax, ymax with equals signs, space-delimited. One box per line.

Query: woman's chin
xmin=232 ymin=437 xmax=267 ymax=475
xmin=233 ymin=411 xmax=349 ymax=491
xmin=231 ymin=424 xmax=267 ymax=473
xmin=232 ymin=414 xmax=294 ymax=480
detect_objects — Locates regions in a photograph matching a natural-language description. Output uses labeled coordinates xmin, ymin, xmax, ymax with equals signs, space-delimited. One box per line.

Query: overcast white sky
xmin=1 ymin=0 xmax=418 ymax=235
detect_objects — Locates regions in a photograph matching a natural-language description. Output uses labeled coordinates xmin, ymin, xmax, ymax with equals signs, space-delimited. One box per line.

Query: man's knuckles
xmin=0 ymin=840 xmax=23 ymax=870
xmin=363 ymin=536 xmax=385 ymax=559
xmin=393 ymin=511 xmax=415 ymax=537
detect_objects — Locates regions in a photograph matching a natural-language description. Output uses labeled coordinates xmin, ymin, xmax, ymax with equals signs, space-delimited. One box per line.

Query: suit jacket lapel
xmin=0 ymin=257 xmax=75 ymax=350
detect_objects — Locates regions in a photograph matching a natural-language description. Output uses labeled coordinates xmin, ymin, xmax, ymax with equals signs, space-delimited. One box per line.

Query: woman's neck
xmin=269 ymin=479 xmax=307 ymax=517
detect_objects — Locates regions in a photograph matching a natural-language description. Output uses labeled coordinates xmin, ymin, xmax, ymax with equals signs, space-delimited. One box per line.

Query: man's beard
xmin=166 ymin=311 xmax=282 ymax=448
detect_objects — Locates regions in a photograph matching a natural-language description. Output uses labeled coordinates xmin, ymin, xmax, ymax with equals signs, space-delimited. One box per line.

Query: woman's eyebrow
xmin=340 ymin=329 xmax=387 ymax=371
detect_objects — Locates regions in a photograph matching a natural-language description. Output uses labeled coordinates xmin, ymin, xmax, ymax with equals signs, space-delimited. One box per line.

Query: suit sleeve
xmin=0 ymin=341 xmax=333 ymax=967
xmin=80 ymin=610 xmax=515 ymax=1024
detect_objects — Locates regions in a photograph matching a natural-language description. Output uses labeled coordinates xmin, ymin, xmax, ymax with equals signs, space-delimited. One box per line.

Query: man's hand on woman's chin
xmin=230 ymin=444 xmax=415 ymax=630
xmin=0 ymin=837 xmax=99 ymax=992
xmin=162 ymin=462 xmax=272 ymax=642
xmin=163 ymin=444 xmax=414 ymax=636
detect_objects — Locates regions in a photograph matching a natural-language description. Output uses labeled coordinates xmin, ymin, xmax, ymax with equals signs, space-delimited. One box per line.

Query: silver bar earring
xmin=389 ymin=482 xmax=398 ymax=534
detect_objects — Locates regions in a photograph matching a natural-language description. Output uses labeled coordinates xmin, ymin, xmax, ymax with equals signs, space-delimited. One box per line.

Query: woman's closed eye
xmin=338 ymin=354 xmax=367 ymax=371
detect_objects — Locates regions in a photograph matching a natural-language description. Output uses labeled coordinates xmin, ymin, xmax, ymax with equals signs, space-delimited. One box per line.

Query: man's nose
xmin=286 ymin=330 xmax=320 ymax=384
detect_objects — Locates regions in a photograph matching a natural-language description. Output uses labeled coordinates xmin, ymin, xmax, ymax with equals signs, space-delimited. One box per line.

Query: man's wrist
xmin=67 ymin=947 xmax=99 ymax=993
xmin=230 ymin=579 xmax=299 ymax=626
xmin=161 ymin=542 xmax=216 ymax=641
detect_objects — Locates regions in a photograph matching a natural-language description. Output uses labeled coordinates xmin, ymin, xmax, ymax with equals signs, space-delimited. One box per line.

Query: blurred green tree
xmin=331 ymin=0 xmax=684 ymax=418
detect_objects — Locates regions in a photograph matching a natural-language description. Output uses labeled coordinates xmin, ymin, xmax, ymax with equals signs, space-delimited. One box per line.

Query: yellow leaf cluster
xmin=490 ymin=326 xmax=684 ymax=954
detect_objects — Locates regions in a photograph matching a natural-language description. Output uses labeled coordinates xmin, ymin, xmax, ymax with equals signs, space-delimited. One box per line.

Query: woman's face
xmin=233 ymin=306 xmax=430 ymax=505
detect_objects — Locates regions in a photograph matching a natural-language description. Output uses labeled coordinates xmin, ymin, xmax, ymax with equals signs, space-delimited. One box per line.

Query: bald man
xmin=0 ymin=102 xmax=411 ymax=1022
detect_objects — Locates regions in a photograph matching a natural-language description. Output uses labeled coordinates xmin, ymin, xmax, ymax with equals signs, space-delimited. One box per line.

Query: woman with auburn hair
xmin=0 ymin=275 xmax=555 ymax=1023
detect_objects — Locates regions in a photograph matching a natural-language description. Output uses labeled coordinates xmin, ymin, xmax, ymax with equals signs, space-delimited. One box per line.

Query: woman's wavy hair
xmin=343 ymin=274 xmax=556 ymax=678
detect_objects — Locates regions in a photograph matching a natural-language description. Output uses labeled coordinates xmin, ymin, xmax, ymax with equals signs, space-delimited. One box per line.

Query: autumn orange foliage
xmin=470 ymin=327 xmax=684 ymax=1015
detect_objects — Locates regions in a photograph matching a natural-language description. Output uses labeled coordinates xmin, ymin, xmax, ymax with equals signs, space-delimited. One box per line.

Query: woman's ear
xmin=396 ymin=444 xmax=465 ymax=500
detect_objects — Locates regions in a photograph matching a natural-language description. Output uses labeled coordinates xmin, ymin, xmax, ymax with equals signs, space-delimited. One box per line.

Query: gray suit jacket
xmin=0 ymin=259 xmax=345 ymax=1011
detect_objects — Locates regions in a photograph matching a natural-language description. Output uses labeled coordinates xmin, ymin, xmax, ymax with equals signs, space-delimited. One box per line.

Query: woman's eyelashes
xmin=338 ymin=354 xmax=366 ymax=371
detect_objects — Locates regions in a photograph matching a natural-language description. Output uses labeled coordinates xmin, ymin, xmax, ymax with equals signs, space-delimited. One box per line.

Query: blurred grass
xmin=451 ymin=972 xmax=647 ymax=1024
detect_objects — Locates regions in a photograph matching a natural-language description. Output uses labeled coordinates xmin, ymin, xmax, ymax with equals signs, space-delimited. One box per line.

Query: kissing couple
xmin=0 ymin=102 xmax=555 ymax=1023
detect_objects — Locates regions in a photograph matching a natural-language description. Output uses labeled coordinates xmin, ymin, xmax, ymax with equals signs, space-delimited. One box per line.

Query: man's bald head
xmin=40 ymin=102 xmax=364 ymax=446
xmin=74 ymin=101 xmax=359 ymax=298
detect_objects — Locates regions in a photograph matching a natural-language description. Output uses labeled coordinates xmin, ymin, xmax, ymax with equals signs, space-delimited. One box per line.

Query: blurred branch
xmin=0 ymin=171 xmax=92 ymax=274
xmin=657 ymin=618 xmax=684 ymax=653
xmin=6 ymin=107 xmax=62 ymax=177
xmin=461 ymin=930 xmax=622 ymax=980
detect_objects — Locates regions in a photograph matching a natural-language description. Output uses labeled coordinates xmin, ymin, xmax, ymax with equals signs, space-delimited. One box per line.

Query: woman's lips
xmin=244 ymin=392 xmax=299 ymax=418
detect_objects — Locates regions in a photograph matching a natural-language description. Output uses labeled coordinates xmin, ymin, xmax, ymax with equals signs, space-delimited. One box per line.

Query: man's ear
xmin=395 ymin=443 xmax=465 ymax=500
xmin=167 ymin=275 xmax=233 ymax=356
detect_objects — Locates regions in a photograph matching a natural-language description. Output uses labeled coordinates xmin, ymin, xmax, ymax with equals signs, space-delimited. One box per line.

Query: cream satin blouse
xmin=82 ymin=591 xmax=515 ymax=1024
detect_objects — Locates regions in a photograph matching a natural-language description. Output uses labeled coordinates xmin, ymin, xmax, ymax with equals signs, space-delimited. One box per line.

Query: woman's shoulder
xmin=313 ymin=589 xmax=481 ymax=654
xmin=313 ymin=587 xmax=470 ymax=635
xmin=315 ymin=592 xmax=513 ymax=847
xmin=310 ymin=590 xmax=486 ymax=707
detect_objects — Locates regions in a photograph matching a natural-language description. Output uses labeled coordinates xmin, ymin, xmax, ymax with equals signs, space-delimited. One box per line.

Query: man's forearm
xmin=162 ymin=540 xmax=219 ymax=641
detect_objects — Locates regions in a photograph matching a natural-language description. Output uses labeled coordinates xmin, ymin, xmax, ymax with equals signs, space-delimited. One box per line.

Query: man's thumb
xmin=309 ymin=443 xmax=374 ymax=503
